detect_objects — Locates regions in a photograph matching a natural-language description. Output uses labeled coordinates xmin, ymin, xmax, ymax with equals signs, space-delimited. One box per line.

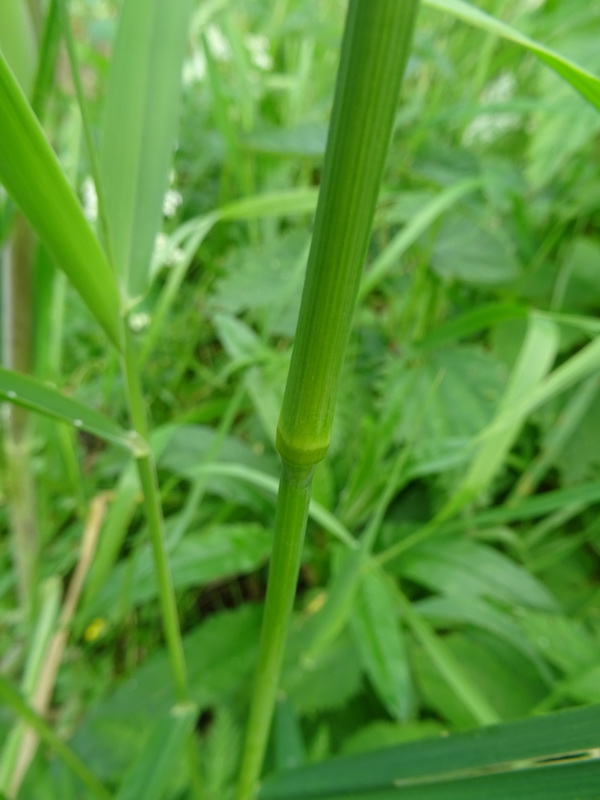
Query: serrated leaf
xmin=0 ymin=50 xmax=122 ymax=348
xmin=350 ymin=569 xmax=413 ymax=721
xmin=432 ymin=208 xmax=519 ymax=286
xmin=100 ymin=0 xmax=192 ymax=305
xmin=210 ymin=230 xmax=308 ymax=337
xmin=383 ymin=346 xmax=506 ymax=475
xmin=0 ymin=367 xmax=140 ymax=452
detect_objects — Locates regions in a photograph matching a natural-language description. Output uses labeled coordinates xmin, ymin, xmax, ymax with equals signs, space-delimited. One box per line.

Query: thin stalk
xmin=123 ymin=331 xmax=206 ymax=795
xmin=122 ymin=331 xmax=189 ymax=701
xmin=2 ymin=213 xmax=38 ymax=625
xmin=236 ymin=463 xmax=314 ymax=800
xmin=237 ymin=2 xmax=419 ymax=797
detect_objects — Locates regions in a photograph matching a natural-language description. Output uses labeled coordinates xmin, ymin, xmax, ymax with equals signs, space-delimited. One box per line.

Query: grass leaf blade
xmin=0 ymin=367 xmax=141 ymax=453
xmin=100 ymin=0 xmax=192 ymax=305
xmin=424 ymin=0 xmax=600 ymax=110
xmin=259 ymin=704 xmax=600 ymax=799
xmin=0 ymin=50 xmax=122 ymax=349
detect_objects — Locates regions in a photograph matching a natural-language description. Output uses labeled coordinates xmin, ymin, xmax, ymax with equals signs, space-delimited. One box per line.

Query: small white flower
xmin=129 ymin=311 xmax=151 ymax=332
xmin=163 ymin=189 xmax=183 ymax=218
xmin=183 ymin=50 xmax=206 ymax=85
xmin=206 ymin=25 xmax=231 ymax=61
xmin=463 ymin=72 xmax=520 ymax=145
xmin=246 ymin=34 xmax=272 ymax=71
xmin=81 ymin=176 xmax=98 ymax=222
xmin=152 ymin=232 xmax=185 ymax=270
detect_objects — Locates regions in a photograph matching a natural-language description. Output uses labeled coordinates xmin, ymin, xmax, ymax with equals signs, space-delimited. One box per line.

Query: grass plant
xmin=1 ymin=0 xmax=600 ymax=799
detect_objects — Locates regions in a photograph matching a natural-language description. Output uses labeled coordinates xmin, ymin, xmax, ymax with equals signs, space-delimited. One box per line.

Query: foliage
xmin=1 ymin=0 xmax=600 ymax=798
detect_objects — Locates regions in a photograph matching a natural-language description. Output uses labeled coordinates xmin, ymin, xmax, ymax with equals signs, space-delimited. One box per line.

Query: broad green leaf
xmin=259 ymin=704 xmax=600 ymax=800
xmin=210 ymin=230 xmax=309 ymax=338
xmin=0 ymin=367 xmax=143 ymax=453
xmin=397 ymin=538 xmax=558 ymax=611
xmin=424 ymin=0 xmax=600 ymax=111
xmin=431 ymin=207 xmax=519 ymax=286
xmin=396 ymin=590 xmax=499 ymax=727
xmin=114 ymin=703 xmax=196 ymax=800
xmin=415 ymin=594 xmax=552 ymax=682
xmin=282 ymin=628 xmax=364 ymax=716
xmin=350 ymin=569 xmax=412 ymax=721
xmin=382 ymin=346 xmax=506 ymax=476
xmin=0 ymin=51 xmax=122 ymax=348
xmin=100 ymin=0 xmax=192 ymax=305
xmin=413 ymin=631 xmax=546 ymax=728
xmin=88 ymin=523 xmax=273 ymax=620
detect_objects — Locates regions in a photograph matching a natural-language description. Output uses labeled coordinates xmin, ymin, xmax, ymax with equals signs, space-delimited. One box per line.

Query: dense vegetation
xmin=1 ymin=0 xmax=600 ymax=798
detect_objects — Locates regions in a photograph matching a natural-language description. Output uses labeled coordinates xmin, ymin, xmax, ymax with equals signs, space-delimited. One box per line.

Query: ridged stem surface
xmin=237 ymin=2 xmax=419 ymax=798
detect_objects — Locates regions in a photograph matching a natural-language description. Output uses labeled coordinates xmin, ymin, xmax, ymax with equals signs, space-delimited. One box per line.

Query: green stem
xmin=2 ymin=213 xmax=38 ymax=626
xmin=122 ymin=332 xmax=189 ymax=701
xmin=237 ymin=462 xmax=314 ymax=800
xmin=237 ymin=2 xmax=418 ymax=796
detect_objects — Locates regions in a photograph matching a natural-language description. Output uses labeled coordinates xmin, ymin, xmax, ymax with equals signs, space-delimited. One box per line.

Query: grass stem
xmin=122 ymin=331 xmax=189 ymax=701
xmin=236 ymin=462 xmax=314 ymax=800
xmin=237 ymin=2 xmax=419 ymax=796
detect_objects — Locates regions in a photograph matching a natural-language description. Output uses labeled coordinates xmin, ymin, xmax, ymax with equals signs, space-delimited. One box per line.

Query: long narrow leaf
xmin=0 ymin=367 xmax=144 ymax=453
xmin=100 ymin=0 xmax=192 ymax=305
xmin=259 ymin=704 xmax=600 ymax=800
xmin=0 ymin=51 xmax=122 ymax=349
xmin=424 ymin=0 xmax=600 ymax=111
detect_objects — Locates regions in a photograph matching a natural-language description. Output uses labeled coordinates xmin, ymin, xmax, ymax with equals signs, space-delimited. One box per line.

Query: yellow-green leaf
xmin=100 ymin=0 xmax=192 ymax=306
xmin=0 ymin=50 xmax=122 ymax=349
